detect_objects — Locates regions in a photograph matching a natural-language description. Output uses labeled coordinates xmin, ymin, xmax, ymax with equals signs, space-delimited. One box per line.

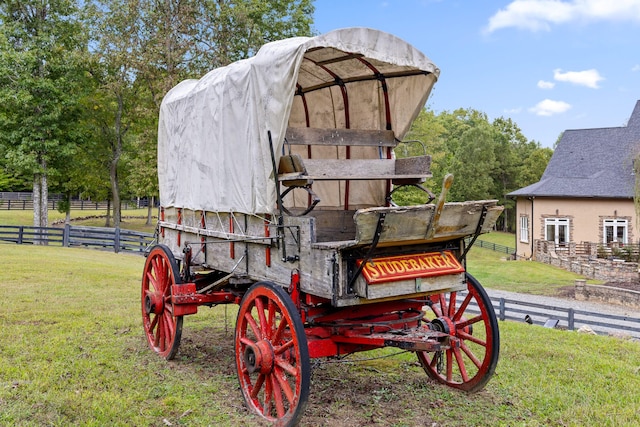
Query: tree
xmin=0 ymin=0 xmax=90 ymax=229
xmin=84 ymin=0 xmax=315 ymax=227
xmin=395 ymin=107 xmax=553 ymax=232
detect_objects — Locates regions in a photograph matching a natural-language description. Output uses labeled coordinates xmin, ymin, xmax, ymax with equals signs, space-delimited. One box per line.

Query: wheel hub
xmin=144 ymin=292 xmax=165 ymax=315
xmin=430 ymin=317 xmax=454 ymax=334
xmin=243 ymin=340 xmax=275 ymax=374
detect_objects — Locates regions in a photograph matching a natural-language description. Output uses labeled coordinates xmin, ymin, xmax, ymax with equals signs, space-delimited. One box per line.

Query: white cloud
xmin=537 ymin=80 xmax=555 ymax=89
xmin=529 ymin=99 xmax=572 ymax=116
xmin=633 ymin=64 xmax=640 ymax=72
xmin=485 ymin=0 xmax=640 ymax=33
xmin=504 ymin=107 xmax=523 ymax=114
xmin=553 ymin=68 xmax=604 ymax=88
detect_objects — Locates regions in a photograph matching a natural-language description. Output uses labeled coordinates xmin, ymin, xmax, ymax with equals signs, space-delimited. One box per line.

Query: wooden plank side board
xmin=278 ymin=158 xmax=432 ymax=181
xmin=354 ymin=205 xmax=435 ymax=244
xmin=354 ymin=200 xmax=504 ymax=245
xmin=354 ymin=272 xmax=467 ymax=300
xmin=285 ymin=127 xmax=396 ymax=147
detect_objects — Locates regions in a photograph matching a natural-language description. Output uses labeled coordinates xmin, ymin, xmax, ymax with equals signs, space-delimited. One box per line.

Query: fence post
xmin=499 ymin=298 xmax=506 ymax=321
xmin=568 ymin=308 xmax=575 ymax=331
xmin=18 ymin=226 xmax=23 ymax=244
xmin=63 ymin=224 xmax=70 ymax=247
xmin=114 ymin=227 xmax=120 ymax=253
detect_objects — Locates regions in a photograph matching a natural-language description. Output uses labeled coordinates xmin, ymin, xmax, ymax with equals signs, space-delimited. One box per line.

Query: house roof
xmin=509 ymin=100 xmax=640 ymax=199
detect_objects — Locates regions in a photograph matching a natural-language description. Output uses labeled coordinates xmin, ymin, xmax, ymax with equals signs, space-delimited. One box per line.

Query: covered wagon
xmin=142 ymin=27 xmax=503 ymax=426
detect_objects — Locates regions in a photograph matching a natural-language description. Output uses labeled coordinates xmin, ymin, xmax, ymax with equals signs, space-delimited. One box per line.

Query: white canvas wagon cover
xmin=158 ymin=27 xmax=440 ymax=214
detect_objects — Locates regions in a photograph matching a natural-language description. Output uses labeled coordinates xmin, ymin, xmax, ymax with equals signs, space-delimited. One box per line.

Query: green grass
xmin=466 ymin=231 xmax=603 ymax=295
xmin=0 ymin=244 xmax=638 ymax=426
xmin=476 ymin=231 xmax=517 ymax=248
xmin=0 ymin=208 xmax=156 ymax=233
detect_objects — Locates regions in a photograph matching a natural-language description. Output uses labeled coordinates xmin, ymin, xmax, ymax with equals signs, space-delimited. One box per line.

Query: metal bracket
xmin=346 ymin=212 xmax=386 ymax=292
xmin=459 ymin=205 xmax=489 ymax=262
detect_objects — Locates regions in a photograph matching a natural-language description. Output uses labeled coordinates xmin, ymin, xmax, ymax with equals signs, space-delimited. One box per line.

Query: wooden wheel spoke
xmin=457 ymin=314 xmax=484 ymax=330
xmin=267 ymin=299 xmax=277 ymax=339
xmin=270 ymin=373 xmax=286 ymax=418
xmin=263 ymin=374 xmax=273 ymax=416
xmin=457 ymin=329 xmax=486 ymax=347
xmin=245 ymin=312 xmax=261 ymax=339
xmin=239 ymin=336 xmax=256 ymax=347
xmin=145 ymin=272 xmax=158 ymax=291
xmin=255 ymin=297 xmax=268 ymax=339
xmin=453 ymin=293 xmax=473 ymax=321
xmin=274 ymin=337 xmax=294 ymax=355
xmin=448 ymin=292 xmax=457 ymax=318
xmin=153 ymin=317 xmax=162 ymax=347
xmin=446 ymin=349 xmax=453 ymax=381
xmin=149 ymin=313 xmax=159 ymax=331
xmin=460 ymin=341 xmax=483 ymax=369
xmin=276 ymin=358 xmax=298 ymax=377
xmin=272 ymin=315 xmax=288 ymax=344
xmin=438 ymin=294 xmax=448 ymax=315
xmin=453 ymin=347 xmax=470 ymax=382
xmin=250 ymin=374 xmax=266 ymax=399
xmin=274 ymin=366 xmax=295 ymax=405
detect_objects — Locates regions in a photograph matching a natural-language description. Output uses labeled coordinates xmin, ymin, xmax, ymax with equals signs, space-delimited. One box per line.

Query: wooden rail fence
xmin=0 ymin=199 xmax=142 ymax=211
xmin=466 ymin=294 xmax=640 ymax=338
xmin=0 ymin=224 xmax=155 ymax=254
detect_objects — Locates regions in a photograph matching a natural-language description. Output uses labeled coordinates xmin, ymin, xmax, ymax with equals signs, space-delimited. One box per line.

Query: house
xmin=508 ymin=100 xmax=640 ymax=259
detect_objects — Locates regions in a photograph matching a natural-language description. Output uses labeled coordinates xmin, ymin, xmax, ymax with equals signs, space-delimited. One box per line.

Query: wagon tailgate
xmin=353 ymin=250 xmax=467 ymax=299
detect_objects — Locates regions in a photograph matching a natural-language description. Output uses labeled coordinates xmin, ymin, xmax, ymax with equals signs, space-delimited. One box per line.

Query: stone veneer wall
xmin=531 ymin=240 xmax=640 ymax=282
xmin=575 ymin=280 xmax=640 ymax=309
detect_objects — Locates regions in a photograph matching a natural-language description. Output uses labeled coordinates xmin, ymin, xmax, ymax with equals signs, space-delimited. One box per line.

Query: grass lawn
xmin=467 ymin=231 xmax=603 ymax=295
xmin=0 ymin=208 xmax=156 ymax=233
xmin=0 ymin=244 xmax=639 ymax=426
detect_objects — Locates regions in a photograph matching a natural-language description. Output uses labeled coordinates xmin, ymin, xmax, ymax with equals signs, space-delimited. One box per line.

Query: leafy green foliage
xmin=0 ymin=1 xmax=93 ymax=225
xmin=396 ymin=108 xmax=551 ymax=232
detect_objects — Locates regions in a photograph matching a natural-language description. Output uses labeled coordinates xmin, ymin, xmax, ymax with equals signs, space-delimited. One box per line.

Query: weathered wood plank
xmin=354 ymin=201 xmax=503 ymax=245
xmin=285 ymin=127 xmax=396 ymax=147
xmin=278 ymin=158 xmax=431 ymax=181
xmin=354 ymin=273 xmax=467 ymax=300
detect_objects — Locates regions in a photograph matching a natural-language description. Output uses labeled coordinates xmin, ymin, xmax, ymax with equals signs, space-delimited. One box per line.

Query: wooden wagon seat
xmin=278 ymin=127 xmax=433 ymax=182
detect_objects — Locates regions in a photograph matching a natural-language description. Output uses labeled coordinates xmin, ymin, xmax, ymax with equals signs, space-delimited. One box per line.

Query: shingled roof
xmin=509 ymin=100 xmax=640 ymax=199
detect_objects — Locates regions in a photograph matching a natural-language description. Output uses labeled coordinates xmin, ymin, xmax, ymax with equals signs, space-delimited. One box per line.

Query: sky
xmin=313 ymin=0 xmax=640 ymax=148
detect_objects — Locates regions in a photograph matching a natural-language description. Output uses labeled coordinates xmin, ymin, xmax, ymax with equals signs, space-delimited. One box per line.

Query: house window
xmin=545 ymin=218 xmax=569 ymax=246
xmin=603 ymin=219 xmax=627 ymax=245
xmin=520 ymin=216 xmax=529 ymax=243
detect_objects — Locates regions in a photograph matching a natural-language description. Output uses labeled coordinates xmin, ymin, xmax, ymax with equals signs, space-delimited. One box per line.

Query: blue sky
xmin=313 ymin=0 xmax=640 ymax=148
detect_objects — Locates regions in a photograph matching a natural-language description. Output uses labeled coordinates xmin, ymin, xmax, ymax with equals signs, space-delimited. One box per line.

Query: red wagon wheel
xmin=417 ymin=273 xmax=499 ymax=392
xmin=235 ymin=282 xmax=310 ymax=427
xmin=141 ymin=244 xmax=183 ymax=360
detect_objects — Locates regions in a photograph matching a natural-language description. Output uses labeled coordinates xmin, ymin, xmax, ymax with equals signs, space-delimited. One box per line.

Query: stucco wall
xmin=514 ymin=197 xmax=636 ymax=258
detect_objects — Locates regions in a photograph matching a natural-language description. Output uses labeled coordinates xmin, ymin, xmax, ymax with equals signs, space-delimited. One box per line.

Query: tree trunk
xmin=65 ymin=193 xmax=71 ymax=225
xmin=33 ymin=174 xmax=41 ymax=229
xmin=40 ymin=169 xmax=48 ymax=227
xmin=105 ymin=198 xmax=111 ymax=227
xmin=110 ymin=157 xmax=121 ymax=228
